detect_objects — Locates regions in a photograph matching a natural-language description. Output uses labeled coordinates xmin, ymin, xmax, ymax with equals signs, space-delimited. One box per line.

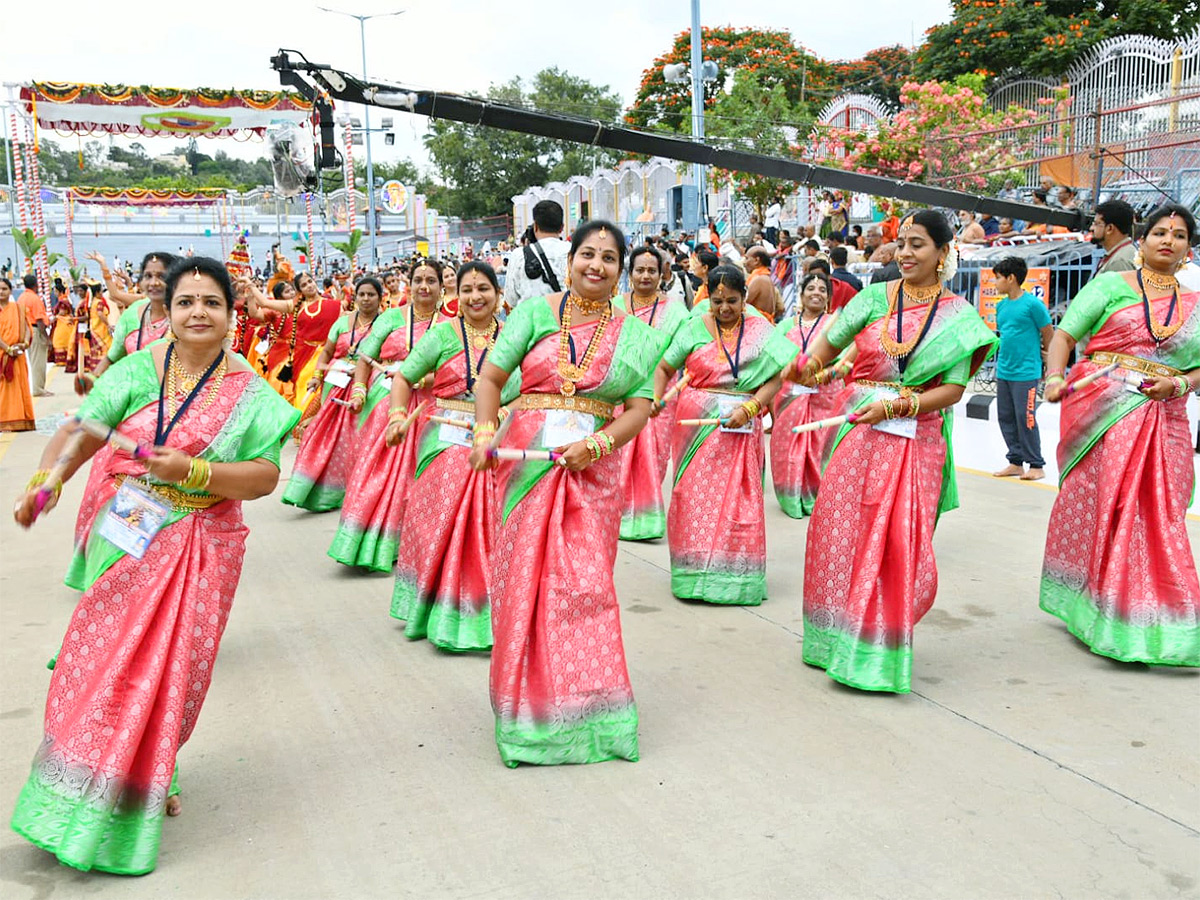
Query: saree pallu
xmin=262 ymin=310 xmax=297 ymax=401
xmin=485 ymin=298 xmax=665 ymax=766
xmin=328 ymin=310 xmax=440 ymax=570
xmin=281 ymin=328 xmax=362 ymax=512
xmin=802 ymin=286 xmax=996 ymax=692
xmin=618 ymin=297 xmax=688 ymax=541
xmin=1040 ymin=278 xmax=1199 ymax=666
xmin=663 ymin=315 xmax=797 ymax=605
xmin=11 ymin=359 xmax=298 ymax=874
xmin=770 ymin=378 xmax=844 ymax=518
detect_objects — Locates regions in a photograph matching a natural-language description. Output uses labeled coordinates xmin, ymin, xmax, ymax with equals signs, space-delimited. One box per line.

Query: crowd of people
xmin=4 ymin=194 xmax=1198 ymax=876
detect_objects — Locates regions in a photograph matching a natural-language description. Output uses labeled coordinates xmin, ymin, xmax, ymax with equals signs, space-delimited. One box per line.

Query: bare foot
xmin=993 ymin=464 xmax=1024 ymax=478
xmin=1021 ymin=468 xmax=1045 ymax=481
xmin=166 ymin=795 xmax=182 ymax=817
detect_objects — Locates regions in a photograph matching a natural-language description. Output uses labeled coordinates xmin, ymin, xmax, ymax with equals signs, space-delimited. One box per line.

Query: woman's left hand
xmin=1140 ymin=375 xmax=1178 ymax=402
xmin=851 ymin=401 xmax=887 ymax=426
xmin=143 ymin=447 xmax=192 ymax=483
xmin=556 ymin=441 xmax=593 ymax=472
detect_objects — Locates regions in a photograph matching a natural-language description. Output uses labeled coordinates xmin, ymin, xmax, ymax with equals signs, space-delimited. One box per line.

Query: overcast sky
xmin=1 ymin=0 xmax=952 ymax=173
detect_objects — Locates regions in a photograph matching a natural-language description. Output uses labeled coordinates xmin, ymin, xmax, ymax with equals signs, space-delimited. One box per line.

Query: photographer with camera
xmin=502 ymin=200 xmax=570 ymax=312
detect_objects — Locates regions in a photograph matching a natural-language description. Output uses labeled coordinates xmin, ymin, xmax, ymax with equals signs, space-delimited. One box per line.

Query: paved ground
xmin=1 ymin=372 xmax=1198 ymax=900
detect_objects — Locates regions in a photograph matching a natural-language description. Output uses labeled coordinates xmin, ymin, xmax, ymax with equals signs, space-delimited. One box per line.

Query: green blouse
xmin=662 ymin=314 xmax=799 ymax=392
xmin=488 ymin=297 xmax=667 ymax=402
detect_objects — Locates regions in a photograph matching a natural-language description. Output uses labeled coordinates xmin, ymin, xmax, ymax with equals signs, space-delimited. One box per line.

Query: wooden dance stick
xmin=330 ymin=397 xmax=354 ymax=407
xmin=428 ymin=414 xmax=473 ymax=428
xmin=676 ymin=418 xmax=723 ymax=426
xmin=656 ymin=371 xmax=691 ymax=407
xmin=75 ymin=417 xmax=153 ymax=459
xmin=791 ymin=412 xmax=861 ymax=434
xmin=364 ymin=355 xmax=399 ymax=374
xmin=401 ymin=400 xmax=428 ymax=430
xmin=489 ymin=447 xmax=562 ymax=462
xmin=488 ymin=406 xmax=515 ymax=451
xmin=1066 ymin=362 xmax=1118 ymax=394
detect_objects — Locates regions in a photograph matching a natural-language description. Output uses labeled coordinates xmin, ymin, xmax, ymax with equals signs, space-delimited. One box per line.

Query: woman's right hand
xmin=1043 ymin=379 xmax=1066 ymax=404
xmin=12 ymin=486 xmax=56 ymax=529
xmin=384 ymin=419 xmax=408 ymax=447
xmin=469 ymin=443 xmax=497 ymax=471
xmin=648 ymin=400 xmax=663 ymax=419
xmin=74 ymin=372 xmax=95 ymax=395
xmin=851 ymin=401 xmax=887 ymax=426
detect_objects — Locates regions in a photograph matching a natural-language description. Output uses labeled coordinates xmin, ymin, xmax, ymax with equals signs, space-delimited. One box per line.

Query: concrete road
xmin=2 ymin=378 xmax=1198 ymax=900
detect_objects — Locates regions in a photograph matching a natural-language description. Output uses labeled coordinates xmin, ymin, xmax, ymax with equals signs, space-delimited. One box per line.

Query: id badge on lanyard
xmin=97 ymin=478 xmax=172 ymax=559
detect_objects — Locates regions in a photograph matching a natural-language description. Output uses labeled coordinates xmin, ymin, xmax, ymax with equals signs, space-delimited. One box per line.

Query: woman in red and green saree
xmin=470 ymin=220 xmax=665 ymax=767
xmin=618 ymin=246 xmax=689 ymax=540
xmin=386 ymin=262 xmax=519 ymax=650
xmin=77 ymin=252 xmax=176 ymax=394
xmin=655 ymin=266 xmax=796 ymax=605
xmin=281 ymin=277 xmax=382 ymax=512
xmin=10 ymin=256 xmax=299 ymax=875
xmin=327 ymin=260 xmax=448 ymax=570
xmin=769 ymin=271 xmax=856 ymax=519
xmin=1040 ymin=203 xmax=1199 ymax=667
xmin=794 ymin=210 xmax=996 ymax=693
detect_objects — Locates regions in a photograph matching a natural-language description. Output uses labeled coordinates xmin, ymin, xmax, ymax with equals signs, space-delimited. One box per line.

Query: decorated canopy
xmin=20 ymin=82 xmax=313 ymax=139
xmin=66 ymin=187 xmax=229 ymax=206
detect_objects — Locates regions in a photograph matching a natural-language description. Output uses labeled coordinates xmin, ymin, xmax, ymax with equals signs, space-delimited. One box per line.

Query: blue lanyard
xmin=895 ymin=286 xmax=940 ymax=374
xmin=459 ymin=318 xmax=492 ymax=393
xmin=155 ymin=343 xmax=223 ymax=446
xmin=718 ymin=314 xmax=745 ymax=379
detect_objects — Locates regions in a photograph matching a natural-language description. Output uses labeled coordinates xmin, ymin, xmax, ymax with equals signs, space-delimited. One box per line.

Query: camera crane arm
xmin=271 ymin=48 xmax=1088 ymax=231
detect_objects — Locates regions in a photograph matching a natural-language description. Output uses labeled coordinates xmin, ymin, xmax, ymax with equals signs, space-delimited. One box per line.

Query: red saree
xmin=10 ymin=357 xmax=299 ymax=874
xmin=328 ymin=308 xmax=442 ymax=570
xmin=484 ymin=298 xmax=663 ymax=766
xmin=1041 ymin=275 xmax=1198 ymax=666
xmin=281 ymin=319 xmax=372 ymax=512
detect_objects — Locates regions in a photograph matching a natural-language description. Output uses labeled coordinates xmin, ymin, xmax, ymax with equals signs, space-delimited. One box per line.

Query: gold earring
xmin=1133 ymin=250 xmax=1144 ymax=268
xmin=937 ymin=260 xmax=945 ymax=277
xmin=564 ymin=270 xmax=572 ymax=289
xmin=166 ymin=327 xmax=177 ymax=343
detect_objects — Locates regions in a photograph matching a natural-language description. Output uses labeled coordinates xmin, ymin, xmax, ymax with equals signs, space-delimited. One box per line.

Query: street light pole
xmin=689 ymin=0 xmax=707 ymax=231
xmin=319 ymin=6 xmax=404 ymax=270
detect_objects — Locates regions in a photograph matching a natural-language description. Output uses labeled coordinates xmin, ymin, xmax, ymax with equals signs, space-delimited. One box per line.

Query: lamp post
xmin=689 ymin=0 xmax=706 ymax=230
xmin=664 ymin=3 xmax=718 ymax=232
xmin=318 ymin=5 xmax=405 ymax=270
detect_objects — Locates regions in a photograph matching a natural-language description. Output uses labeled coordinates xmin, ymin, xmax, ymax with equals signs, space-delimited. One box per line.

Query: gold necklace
xmin=558 ymin=300 xmax=612 ymax=396
xmin=899 ymin=280 xmax=942 ymax=303
xmin=463 ymin=317 xmax=498 ymax=351
xmin=569 ymin=291 xmax=610 ymax=316
xmin=413 ymin=304 xmax=437 ymax=322
xmin=880 ymin=281 xmax=941 ymax=360
xmin=630 ymin=291 xmax=659 ymax=311
xmin=167 ymin=351 xmax=227 ymax=417
xmin=1141 ymin=268 xmax=1179 ymax=292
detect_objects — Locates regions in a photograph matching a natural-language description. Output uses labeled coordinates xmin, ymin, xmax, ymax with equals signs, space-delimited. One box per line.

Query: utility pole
xmin=689 ymin=0 xmax=707 ymax=231
xmin=319 ymin=6 xmax=405 ymax=270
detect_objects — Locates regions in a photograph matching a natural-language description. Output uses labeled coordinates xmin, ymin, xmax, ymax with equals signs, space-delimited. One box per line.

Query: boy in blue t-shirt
xmin=992 ymin=256 xmax=1053 ymax=481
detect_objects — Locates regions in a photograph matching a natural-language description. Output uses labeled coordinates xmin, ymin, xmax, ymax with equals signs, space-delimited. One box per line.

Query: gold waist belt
xmin=517 ymin=393 xmax=615 ymax=421
xmin=435 ymin=397 xmax=475 ymax=413
xmin=1089 ymin=351 xmax=1181 ymax=379
xmin=855 ymin=379 xmax=925 ymax=395
xmin=114 ymin=474 xmax=224 ymax=511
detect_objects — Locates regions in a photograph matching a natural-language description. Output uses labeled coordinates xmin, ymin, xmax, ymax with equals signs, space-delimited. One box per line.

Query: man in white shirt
xmin=502 ymin=200 xmax=570 ymax=311
xmin=764 ymin=200 xmax=782 ymax=246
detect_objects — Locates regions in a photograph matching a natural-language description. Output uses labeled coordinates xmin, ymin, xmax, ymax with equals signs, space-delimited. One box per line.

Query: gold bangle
xmin=908 ymin=395 xmax=921 ymax=417
xmin=26 ymin=469 xmax=51 ymax=490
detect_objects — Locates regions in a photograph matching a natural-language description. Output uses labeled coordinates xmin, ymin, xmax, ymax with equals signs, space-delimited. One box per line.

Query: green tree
xmin=423 ymin=68 xmax=622 ymax=218
xmin=626 ymin=27 xmax=822 ymax=134
xmin=706 ymin=70 xmax=805 ymax=217
xmin=917 ymin=0 xmax=1200 ymax=81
